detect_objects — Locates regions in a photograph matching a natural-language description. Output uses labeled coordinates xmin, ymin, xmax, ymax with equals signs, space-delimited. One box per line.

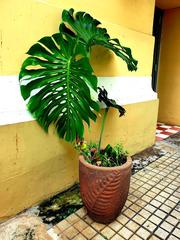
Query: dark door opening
xmin=152 ymin=7 xmax=164 ymax=92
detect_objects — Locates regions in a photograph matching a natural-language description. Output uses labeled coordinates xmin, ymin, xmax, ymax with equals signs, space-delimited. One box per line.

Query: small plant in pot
xmin=19 ymin=9 xmax=137 ymax=223
xmin=77 ymin=87 xmax=132 ymax=223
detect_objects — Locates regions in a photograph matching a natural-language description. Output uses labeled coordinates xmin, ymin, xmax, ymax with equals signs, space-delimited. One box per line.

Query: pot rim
xmin=79 ymin=155 xmax=132 ymax=171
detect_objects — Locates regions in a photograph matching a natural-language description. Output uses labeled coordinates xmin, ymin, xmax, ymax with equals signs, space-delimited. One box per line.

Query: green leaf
xmin=19 ymin=8 xmax=137 ymax=143
xmin=98 ymin=87 xmax=126 ymax=117
xmin=62 ymin=9 xmax=138 ymax=71
xmin=19 ymin=33 xmax=99 ymax=142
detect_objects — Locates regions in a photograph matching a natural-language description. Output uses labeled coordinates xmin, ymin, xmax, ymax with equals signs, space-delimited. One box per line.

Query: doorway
xmin=152 ymin=7 xmax=164 ymax=92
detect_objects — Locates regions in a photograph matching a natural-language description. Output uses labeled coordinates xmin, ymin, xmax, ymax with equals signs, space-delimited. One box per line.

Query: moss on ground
xmin=39 ymin=184 xmax=83 ymax=225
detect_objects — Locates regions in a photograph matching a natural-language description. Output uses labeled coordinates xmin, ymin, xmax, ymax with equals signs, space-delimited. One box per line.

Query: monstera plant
xmin=19 ymin=8 xmax=138 ymax=224
xmin=19 ymin=8 xmax=137 ymax=142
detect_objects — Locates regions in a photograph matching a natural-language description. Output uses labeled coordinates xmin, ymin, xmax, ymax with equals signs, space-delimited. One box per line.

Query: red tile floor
xmin=156 ymin=122 xmax=180 ymax=141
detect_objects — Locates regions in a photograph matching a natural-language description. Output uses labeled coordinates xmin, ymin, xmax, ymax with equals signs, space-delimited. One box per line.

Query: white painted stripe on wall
xmin=0 ymin=75 xmax=157 ymax=126
xmin=0 ymin=76 xmax=33 ymax=125
xmin=95 ymin=76 xmax=157 ymax=105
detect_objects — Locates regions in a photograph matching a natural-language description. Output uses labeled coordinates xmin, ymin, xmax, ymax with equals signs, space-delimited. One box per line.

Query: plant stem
xmin=98 ymin=108 xmax=109 ymax=153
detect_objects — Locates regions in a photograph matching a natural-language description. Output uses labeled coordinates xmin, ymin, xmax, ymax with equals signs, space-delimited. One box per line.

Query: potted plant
xmin=77 ymin=87 xmax=133 ymax=223
xmin=19 ymin=9 xmax=137 ymax=223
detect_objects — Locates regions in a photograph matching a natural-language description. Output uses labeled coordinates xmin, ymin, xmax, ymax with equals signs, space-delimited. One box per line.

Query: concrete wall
xmin=0 ymin=0 xmax=158 ymax=220
xmin=157 ymin=8 xmax=180 ymax=125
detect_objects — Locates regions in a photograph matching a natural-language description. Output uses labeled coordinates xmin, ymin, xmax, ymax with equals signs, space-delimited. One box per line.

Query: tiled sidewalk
xmin=156 ymin=123 xmax=180 ymax=142
xmin=48 ymin=151 xmax=180 ymax=240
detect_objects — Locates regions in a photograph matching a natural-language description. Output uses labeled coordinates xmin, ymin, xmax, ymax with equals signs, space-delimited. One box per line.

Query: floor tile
xmin=154 ymin=209 xmax=167 ymax=219
xmin=165 ymin=200 xmax=177 ymax=208
xmin=63 ymin=226 xmax=79 ymax=239
xmin=108 ymin=220 xmax=123 ymax=232
xmin=146 ymin=191 xmax=157 ymax=198
xmin=135 ymin=200 xmax=147 ymax=208
xmin=136 ymin=227 xmax=151 ymax=239
xmin=160 ymin=204 xmax=171 ymax=213
xmin=143 ymin=220 xmax=156 ymax=232
xmin=150 ymin=200 xmax=161 ymax=208
xmin=156 ymin=133 xmax=168 ymax=139
xmin=166 ymin=215 xmax=178 ymax=225
xmin=144 ymin=204 xmax=156 ymax=213
xmin=169 ymin=196 xmax=179 ymax=203
xmin=148 ymin=235 xmax=161 ymax=240
xmin=111 ymin=234 xmax=125 ymax=240
xmin=170 ymin=210 xmax=180 ymax=220
xmin=128 ymin=195 xmax=139 ymax=202
xmin=56 ymin=219 xmax=71 ymax=232
xmin=91 ymin=222 xmax=106 ymax=231
xmin=151 ymin=188 xmax=161 ymax=194
xmin=119 ymin=226 xmax=133 ymax=239
xmin=130 ymin=204 xmax=142 ymax=212
xmin=92 ymin=234 xmax=108 ymax=240
xmin=129 ymin=234 xmax=142 ymax=240
xmin=159 ymin=191 xmax=170 ymax=199
xmin=74 ymin=220 xmax=88 ymax=231
xmin=155 ymin=123 xmax=180 ymax=142
xmin=165 ymin=129 xmax=178 ymax=133
xmin=100 ymin=226 xmax=115 ymax=238
xmin=168 ymin=235 xmax=179 ymax=240
xmin=124 ymin=208 xmax=136 ymax=218
xmin=76 ymin=208 xmax=87 ymax=218
xmin=155 ymin=136 xmax=163 ymax=141
xmin=59 ymin=234 xmax=69 ymax=240
xmin=154 ymin=195 xmax=166 ymax=203
xmin=138 ymin=209 xmax=151 ymax=218
xmin=73 ymin=233 xmax=87 ymax=240
xmin=66 ymin=214 xmax=81 ymax=225
xmin=83 ymin=215 xmax=94 ymax=224
xmin=126 ymin=220 xmax=140 ymax=232
xmin=116 ymin=214 xmax=129 ymax=225
xmin=81 ymin=226 xmax=97 ymax=239
xmin=125 ymin=200 xmax=133 ymax=207
xmin=133 ymin=214 xmax=146 ymax=225
xmin=47 ymin=227 xmax=61 ymax=239
xmin=149 ymin=215 xmax=162 ymax=225
xmin=172 ymin=228 xmax=180 ymax=238
xmin=161 ymin=221 xmax=174 ymax=233
xmin=142 ymin=195 xmax=152 ymax=203
xmin=155 ymin=227 xmax=169 ymax=239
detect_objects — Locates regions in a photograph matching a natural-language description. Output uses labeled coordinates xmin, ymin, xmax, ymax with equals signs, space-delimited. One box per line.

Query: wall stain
xmin=16 ymin=133 xmax=19 ymax=153
xmin=0 ymin=30 xmax=2 ymax=49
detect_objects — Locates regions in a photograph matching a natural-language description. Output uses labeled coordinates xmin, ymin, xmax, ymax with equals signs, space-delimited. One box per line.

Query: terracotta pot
xmin=79 ymin=155 xmax=132 ymax=223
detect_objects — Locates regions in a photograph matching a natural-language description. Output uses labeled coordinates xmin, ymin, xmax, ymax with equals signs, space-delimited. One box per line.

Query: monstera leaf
xmin=61 ymin=9 xmax=138 ymax=71
xmin=19 ymin=9 xmax=137 ymax=142
xmin=19 ymin=33 xmax=99 ymax=142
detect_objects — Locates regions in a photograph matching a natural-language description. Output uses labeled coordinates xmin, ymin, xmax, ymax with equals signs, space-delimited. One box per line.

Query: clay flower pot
xmin=79 ymin=155 xmax=132 ymax=223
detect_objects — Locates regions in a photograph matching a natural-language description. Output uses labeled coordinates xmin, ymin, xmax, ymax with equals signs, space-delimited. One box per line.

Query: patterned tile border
xmin=156 ymin=123 xmax=180 ymax=142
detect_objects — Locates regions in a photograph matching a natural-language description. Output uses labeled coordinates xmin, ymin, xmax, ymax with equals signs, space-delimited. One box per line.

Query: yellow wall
xmin=0 ymin=0 xmax=155 ymax=76
xmin=0 ymin=122 xmax=78 ymax=221
xmin=0 ymin=0 xmax=157 ymax=220
xmin=157 ymin=8 xmax=180 ymax=125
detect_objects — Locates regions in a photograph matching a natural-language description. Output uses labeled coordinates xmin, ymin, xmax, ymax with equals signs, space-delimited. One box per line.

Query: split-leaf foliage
xmin=19 ymin=9 xmax=138 ymax=142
